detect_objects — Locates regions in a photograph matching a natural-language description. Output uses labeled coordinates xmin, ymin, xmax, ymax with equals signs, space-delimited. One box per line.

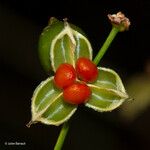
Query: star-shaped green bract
xmin=29 ymin=18 xmax=128 ymax=126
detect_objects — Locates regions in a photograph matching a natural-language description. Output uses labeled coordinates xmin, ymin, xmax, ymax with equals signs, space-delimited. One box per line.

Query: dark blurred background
xmin=0 ymin=0 xmax=150 ymax=149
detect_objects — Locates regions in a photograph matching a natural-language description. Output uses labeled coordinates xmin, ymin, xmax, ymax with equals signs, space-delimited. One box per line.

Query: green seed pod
xmin=38 ymin=17 xmax=93 ymax=73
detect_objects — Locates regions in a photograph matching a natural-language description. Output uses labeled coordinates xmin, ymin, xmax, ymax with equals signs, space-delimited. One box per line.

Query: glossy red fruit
xmin=54 ymin=63 xmax=76 ymax=89
xmin=76 ymin=57 xmax=98 ymax=82
xmin=63 ymin=83 xmax=91 ymax=105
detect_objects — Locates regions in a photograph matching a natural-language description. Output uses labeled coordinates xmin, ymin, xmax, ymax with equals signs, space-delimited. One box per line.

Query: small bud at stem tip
xmin=108 ymin=12 xmax=131 ymax=32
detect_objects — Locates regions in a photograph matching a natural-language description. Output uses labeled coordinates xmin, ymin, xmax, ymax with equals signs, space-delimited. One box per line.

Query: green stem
xmin=93 ymin=26 xmax=119 ymax=65
xmin=54 ymin=122 xmax=69 ymax=150
xmin=53 ymin=26 xmax=119 ymax=150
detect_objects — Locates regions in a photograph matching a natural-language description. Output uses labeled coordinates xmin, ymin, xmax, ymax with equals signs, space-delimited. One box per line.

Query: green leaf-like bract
xmin=31 ymin=77 xmax=77 ymax=126
xmin=30 ymin=67 xmax=128 ymax=126
xmin=38 ymin=18 xmax=92 ymax=72
xmin=86 ymin=67 xmax=128 ymax=112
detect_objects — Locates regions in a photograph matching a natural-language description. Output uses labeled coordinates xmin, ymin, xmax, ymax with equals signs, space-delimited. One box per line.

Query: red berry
xmin=54 ymin=63 xmax=76 ymax=89
xmin=76 ymin=57 xmax=98 ymax=82
xmin=63 ymin=83 xmax=91 ymax=105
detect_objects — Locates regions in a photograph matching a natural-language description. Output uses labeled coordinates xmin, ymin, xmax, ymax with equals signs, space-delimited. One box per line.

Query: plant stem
xmin=54 ymin=121 xmax=69 ymax=150
xmin=53 ymin=26 xmax=119 ymax=150
xmin=93 ymin=26 xmax=119 ymax=65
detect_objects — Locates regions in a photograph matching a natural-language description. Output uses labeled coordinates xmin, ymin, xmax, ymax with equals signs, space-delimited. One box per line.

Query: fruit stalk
xmin=53 ymin=12 xmax=130 ymax=150
xmin=54 ymin=122 xmax=69 ymax=150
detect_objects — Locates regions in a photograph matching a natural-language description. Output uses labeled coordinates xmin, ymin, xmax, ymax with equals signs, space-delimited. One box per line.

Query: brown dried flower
xmin=108 ymin=12 xmax=131 ymax=32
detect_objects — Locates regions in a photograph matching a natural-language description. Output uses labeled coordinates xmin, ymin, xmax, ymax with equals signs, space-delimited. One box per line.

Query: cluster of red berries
xmin=54 ymin=57 xmax=98 ymax=105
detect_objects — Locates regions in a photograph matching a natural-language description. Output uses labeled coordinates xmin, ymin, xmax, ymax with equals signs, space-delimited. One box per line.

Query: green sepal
xmin=86 ymin=67 xmax=128 ymax=112
xmin=31 ymin=77 xmax=77 ymax=126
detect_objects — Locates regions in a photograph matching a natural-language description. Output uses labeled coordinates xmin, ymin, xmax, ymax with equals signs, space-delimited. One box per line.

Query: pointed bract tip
xmin=48 ymin=17 xmax=59 ymax=26
xmin=63 ymin=18 xmax=69 ymax=27
xmin=26 ymin=120 xmax=34 ymax=128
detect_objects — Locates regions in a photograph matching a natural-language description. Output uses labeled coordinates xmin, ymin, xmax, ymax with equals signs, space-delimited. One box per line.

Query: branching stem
xmin=53 ymin=26 xmax=119 ymax=150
